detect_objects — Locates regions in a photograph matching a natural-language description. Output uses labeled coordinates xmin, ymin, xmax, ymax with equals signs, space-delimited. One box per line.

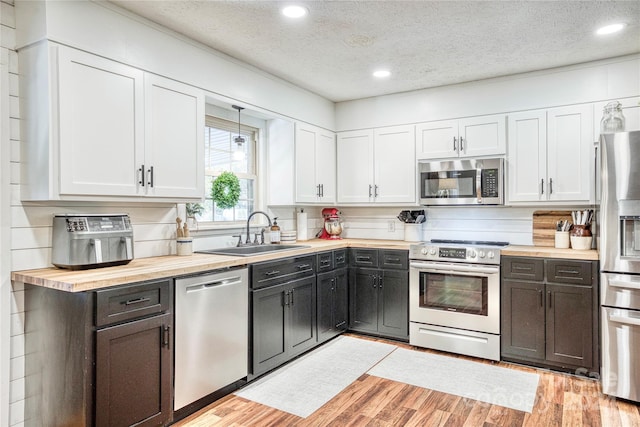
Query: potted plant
xmin=185 ymin=202 xmax=204 ymax=229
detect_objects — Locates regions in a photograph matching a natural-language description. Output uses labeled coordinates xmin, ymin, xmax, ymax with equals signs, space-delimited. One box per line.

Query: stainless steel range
xmin=409 ymin=239 xmax=507 ymax=361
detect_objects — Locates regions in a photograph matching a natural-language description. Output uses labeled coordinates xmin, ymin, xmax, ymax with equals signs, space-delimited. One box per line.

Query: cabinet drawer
xmin=546 ymin=259 xmax=594 ymax=286
xmin=502 ymin=257 xmax=544 ymax=281
xmin=316 ymin=251 xmax=334 ymax=273
xmin=251 ymin=255 xmax=315 ymax=289
xmin=334 ymin=250 xmax=347 ymax=269
xmin=96 ymin=279 xmax=171 ymax=327
xmin=350 ymin=249 xmax=378 ymax=267
xmin=380 ymin=250 xmax=408 ymax=270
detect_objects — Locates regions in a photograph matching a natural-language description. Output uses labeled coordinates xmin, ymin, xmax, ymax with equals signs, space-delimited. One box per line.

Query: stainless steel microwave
xmin=419 ymin=158 xmax=504 ymax=206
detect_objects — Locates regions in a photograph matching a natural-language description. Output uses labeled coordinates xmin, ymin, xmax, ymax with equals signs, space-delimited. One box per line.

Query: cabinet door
xmin=501 ymin=280 xmax=545 ymax=361
xmin=373 ymin=125 xmax=416 ymax=203
xmin=295 ymin=123 xmax=321 ymax=203
xmin=546 ymin=284 xmax=593 ymax=368
xmin=287 ymin=276 xmax=317 ymax=357
xmin=316 ymin=271 xmax=335 ymax=343
xmin=415 ymin=120 xmax=458 ymax=160
xmin=95 ymin=313 xmax=172 ymax=427
xmin=459 ymin=114 xmax=507 ymax=158
xmin=333 ymin=268 xmax=349 ymax=333
xmin=507 ymin=111 xmax=547 ymax=203
xmin=144 ymin=74 xmax=204 ymax=199
xmin=58 ymin=47 xmax=144 ymax=196
xmin=316 ymin=129 xmax=337 ymax=203
xmin=337 ymin=130 xmax=374 ymax=203
xmin=547 ymin=105 xmax=593 ymax=202
xmin=378 ymin=269 xmax=409 ymax=339
xmin=252 ymin=284 xmax=288 ymax=376
xmin=349 ymin=268 xmax=379 ymax=333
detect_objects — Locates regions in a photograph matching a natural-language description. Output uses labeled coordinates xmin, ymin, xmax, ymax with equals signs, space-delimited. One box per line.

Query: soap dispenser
xmin=270 ymin=218 xmax=281 ymax=244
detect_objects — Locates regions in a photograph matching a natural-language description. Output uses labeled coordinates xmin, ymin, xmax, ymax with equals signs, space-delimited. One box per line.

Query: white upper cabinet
xmin=57 ymin=47 xmax=144 ymax=197
xmin=507 ymin=111 xmax=547 ymax=203
xmin=20 ymin=42 xmax=204 ymax=202
xmin=144 ymin=74 xmax=204 ymax=199
xmin=337 ymin=125 xmax=415 ymax=204
xmin=507 ymin=105 xmax=593 ymax=204
xmin=294 ymin=123 xmax=336 ymax=204
xmin=416 ymin=114 xmax=506 ymax=160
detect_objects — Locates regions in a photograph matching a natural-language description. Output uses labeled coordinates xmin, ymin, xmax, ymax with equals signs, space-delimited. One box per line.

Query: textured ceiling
xmin=108 ymin=0 xmax=640 ymax=102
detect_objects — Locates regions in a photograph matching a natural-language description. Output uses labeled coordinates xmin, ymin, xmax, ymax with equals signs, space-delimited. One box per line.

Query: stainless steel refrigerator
xmin=600 ymin=130 xmax=640 ymax=402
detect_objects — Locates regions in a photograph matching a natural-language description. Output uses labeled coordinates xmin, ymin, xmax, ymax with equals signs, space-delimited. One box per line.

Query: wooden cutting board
xmin=532 ymin=210 xmax=573 ymax=247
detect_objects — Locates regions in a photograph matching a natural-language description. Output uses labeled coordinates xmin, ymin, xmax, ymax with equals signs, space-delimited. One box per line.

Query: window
xmin=198 ymin=116 xmax=258 ymax=223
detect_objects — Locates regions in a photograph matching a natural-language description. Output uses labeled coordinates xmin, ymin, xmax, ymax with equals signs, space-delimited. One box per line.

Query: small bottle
xmin=270 ymin=218 xmax=281 ymax=244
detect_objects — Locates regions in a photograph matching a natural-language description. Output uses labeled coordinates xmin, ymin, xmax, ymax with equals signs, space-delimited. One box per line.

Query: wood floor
xmin=174 ymin=335 xmax=640 ymax=427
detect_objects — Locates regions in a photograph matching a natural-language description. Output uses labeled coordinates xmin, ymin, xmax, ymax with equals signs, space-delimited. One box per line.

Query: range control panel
xmin=409 ymin=242 xmax=505 ymax=265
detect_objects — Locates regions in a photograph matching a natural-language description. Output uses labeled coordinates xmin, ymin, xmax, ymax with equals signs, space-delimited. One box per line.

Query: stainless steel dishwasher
xmin=174 ymin=267 xmax=248 ymax=410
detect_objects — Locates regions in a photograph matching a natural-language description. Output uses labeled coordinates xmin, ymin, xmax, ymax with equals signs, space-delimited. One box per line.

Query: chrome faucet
xmin=244 ymin=211 xmax=272 ymax=245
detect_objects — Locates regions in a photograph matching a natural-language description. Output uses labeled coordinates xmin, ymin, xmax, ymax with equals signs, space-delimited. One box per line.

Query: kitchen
xmin=1 ymin=1 xmax=640 ymax=426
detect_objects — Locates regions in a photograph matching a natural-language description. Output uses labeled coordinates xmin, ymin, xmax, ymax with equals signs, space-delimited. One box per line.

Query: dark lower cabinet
xmin=251 ymin=268 xmax=317 ymax=377
xmin=545 ymin=284 xmax=593 ymax=368
xmin=349 ymin=249 xmax=409 ymax=340
xmin=317 ymin=268 xmax=348 ymax=343
xmin=501 ymin=256 xmax=598 ymax=375
xmin=501 ymin=280 xmax=545 ymax=360
xmin=24 ymin=278 xmax=173 ymax=427
xmin=96 ymin=313 xmax=172 ymax=427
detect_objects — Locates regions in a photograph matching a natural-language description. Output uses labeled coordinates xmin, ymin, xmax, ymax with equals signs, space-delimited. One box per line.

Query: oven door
xmin=409 ymin=261 xmax=500 ymax=334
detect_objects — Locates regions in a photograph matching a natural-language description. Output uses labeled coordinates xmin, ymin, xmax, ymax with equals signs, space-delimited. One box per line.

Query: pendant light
xmin=232 ymin=104 xmax=245 ymax=161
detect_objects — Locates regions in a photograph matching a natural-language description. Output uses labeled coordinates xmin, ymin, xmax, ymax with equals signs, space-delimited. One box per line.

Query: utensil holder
xmin=570 ymin=236 xmax=592 ymax=250
xmin=176 ymin=238 xmax=193 ymax=256
xmin=555 ymin=231 xmax=570 ymax=249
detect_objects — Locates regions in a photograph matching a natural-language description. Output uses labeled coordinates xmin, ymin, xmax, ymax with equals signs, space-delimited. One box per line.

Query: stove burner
xmin=430 ymin=239 xmax=509 ymax=247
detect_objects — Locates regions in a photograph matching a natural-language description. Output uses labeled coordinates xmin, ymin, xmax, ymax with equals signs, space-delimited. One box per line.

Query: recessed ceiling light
xmin=373 ymin=70 xmax=391 ymax=78
xmin=282 ymin=5 xmax=308 ymax=18
xmin=596 ymin=23 xmax=626 ymax=35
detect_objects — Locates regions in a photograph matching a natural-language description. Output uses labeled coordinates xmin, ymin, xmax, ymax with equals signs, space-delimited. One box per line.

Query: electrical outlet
xmin=388 ymin=221 xmax=395 ymax=232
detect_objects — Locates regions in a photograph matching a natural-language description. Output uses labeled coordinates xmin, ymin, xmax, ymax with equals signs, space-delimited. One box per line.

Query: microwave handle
xmin=476 ymin=168 xmax=482 ymax=203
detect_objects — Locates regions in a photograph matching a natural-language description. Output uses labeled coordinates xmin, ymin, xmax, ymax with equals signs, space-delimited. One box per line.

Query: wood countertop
xmin=502 ymin=245 xmax=599 ymax=261
xmin=11 ymin=239 xmax=412 ymax=292
xmin=12 ymin=239 xmax=600 ymax=292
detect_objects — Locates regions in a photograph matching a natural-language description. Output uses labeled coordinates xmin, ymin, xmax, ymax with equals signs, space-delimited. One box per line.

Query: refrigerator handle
xmin=609 ymin=311 xmax=640 ymax=327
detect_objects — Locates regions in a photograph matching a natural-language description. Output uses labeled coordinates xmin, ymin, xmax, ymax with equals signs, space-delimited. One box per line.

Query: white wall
xmin=336 ymin=55 xmax=640 ymax=131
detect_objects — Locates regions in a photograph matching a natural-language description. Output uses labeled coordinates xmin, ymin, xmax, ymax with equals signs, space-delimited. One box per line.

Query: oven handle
xmin=410 ymin=261 xmax=499 ymax=276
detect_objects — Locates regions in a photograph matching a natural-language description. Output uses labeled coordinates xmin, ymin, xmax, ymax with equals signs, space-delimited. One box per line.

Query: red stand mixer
xmin=318 ymin=208 xmax=343 ymax=240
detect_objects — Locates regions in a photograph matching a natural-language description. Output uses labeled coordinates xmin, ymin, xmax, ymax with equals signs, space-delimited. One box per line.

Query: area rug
xmin=235 ymin=336 xmax=397 ymax=417
xmin=367 ymin=347 xmax=539 ymax=413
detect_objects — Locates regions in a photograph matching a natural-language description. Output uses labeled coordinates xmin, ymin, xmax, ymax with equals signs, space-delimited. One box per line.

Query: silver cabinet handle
xmin=138 ymin=164 xmax=145 ymax=186
xmin=549 ymin=178 xmax=553 ymax=194
xmin=148 ymin=166 xmax=154 ymax=187
xmin=459 ymin=137 xmax=464 ymax=152
xmin=374 ymin=185 xmax=379 ymax=198
xmin=125 ymin=297 xmax=150 ymax=306
xmin=453 ymin=136 xmax=457 ymax=151
xmin=541 ymin=179 xmax=544 ymax=195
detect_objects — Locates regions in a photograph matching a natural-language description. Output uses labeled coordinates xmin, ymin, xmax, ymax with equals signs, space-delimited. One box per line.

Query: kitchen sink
xmin=196 ymin=244 xmax=310 ymax=257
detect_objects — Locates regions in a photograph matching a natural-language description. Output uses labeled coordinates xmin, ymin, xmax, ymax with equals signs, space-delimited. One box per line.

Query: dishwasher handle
xmin=182 ymin=275 xmax=245 ymax=293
